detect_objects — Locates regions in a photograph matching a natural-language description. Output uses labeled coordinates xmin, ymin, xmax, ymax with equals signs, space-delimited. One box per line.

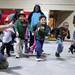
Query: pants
xmin=56 ymin=39 xmax=63 ymax=54
xmin=0 ymin=41 xmax=12 ymax=56
xmin=30 ymin=31 xmax=34 ymax=47
xmin=35 ymin=40 xmax=44 ymax=58
xmin=69 ymin=44 xmax=75 ymax=51
xmin=24 ymin=39 xmax=29 ymax=53
xmin=15 ymin=38 xmax=24 ymax=57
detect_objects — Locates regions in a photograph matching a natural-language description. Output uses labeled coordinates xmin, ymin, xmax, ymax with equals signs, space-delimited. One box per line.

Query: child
xmin=0 ymin=18 xmax=15 ymax=57
xmin=15 ymin=11 xmax=29 ymax=58
xmin=51 ymin=22 xmax=70 ymax=57
xmin=34 ymin=15 xmax=50 ymax=61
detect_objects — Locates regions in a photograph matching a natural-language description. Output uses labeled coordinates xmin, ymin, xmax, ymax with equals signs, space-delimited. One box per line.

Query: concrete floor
xmin=0 ymin=41 xmax=75 ymax=75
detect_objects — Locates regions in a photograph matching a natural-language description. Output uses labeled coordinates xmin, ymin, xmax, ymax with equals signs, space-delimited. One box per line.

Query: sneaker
xmin=15 ymin=55 xmax=20 ymax=58
xmin=8 ymin=54 xmax=11 ymax=57
xmin=55 ymin=52 xmax=60 ymax=57
xmin=16 ymin=56 xmax=20 ymax=58
xmin=36 ymin=58 xmax=45 ymax=61
xmin=69 ymin=48 xmax=73 ymax=54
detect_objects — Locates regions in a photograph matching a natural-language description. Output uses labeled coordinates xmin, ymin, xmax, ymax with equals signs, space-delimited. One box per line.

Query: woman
xmin=28 ymin=5 xmax=44 ymax=49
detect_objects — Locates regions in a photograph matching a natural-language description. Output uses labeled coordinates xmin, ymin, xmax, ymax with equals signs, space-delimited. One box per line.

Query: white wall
xmin=0 ymin=0 xmax=75 ymax=11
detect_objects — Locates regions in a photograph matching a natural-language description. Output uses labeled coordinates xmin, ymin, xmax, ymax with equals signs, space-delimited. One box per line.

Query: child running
xmin=0 ymin=18 xmax=15 ymax=57
xmin=34 ymin=15 xmax=50 ymax=61
xmin=51 ymin=22 xmax=70 ymax=57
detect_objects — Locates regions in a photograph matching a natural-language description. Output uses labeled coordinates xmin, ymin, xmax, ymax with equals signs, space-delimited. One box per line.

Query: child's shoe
xmin=55 ymin=52 xmax=60 ymax=57
xmin=69 ymin=48 xmax=73 ymax=54
xmin=36 ymin=58 xmax=46 ymax=61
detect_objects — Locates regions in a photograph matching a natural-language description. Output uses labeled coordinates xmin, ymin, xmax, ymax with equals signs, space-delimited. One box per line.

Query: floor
xmin=0 ymin=41 xmax=75 ymax=75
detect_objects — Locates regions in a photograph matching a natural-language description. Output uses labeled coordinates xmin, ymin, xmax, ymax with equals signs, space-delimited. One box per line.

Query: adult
xmin=28 ymin=4 xmax=44 ymax=47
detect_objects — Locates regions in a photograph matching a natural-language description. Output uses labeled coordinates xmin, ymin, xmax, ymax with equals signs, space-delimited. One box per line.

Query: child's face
xmin=64 ymin=25 xmax=69 ymax=29
xmin=34 ymin=6 xmax=39 ymax=12
xmin=63 ymin=22 xmax=69 ymax=29
xmin=19 ymin=15 xmax=25 ymax=22
xmin=40 ymin=17 xmax=46 ymax=25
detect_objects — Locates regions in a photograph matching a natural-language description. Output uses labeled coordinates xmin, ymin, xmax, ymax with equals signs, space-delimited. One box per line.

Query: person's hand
xmin=7 ymin=28 xmax=15 ymax=33
xmin=16 ymin=32 xmax=19 ymax=37
xmin=9 ymin=23 xmax=14 ymax=27
xmin=32 ymin=32 xmax=34 ymax=36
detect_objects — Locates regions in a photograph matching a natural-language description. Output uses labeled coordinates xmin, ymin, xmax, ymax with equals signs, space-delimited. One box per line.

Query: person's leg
xmin=55 ymin=39 xmax=63 ymax=57
xmin=36 ymin=51 xmax=42 ymax=59
xmin=35 ymin=40 xmax=43 ymax=59
xmin=6 ymin=42 xmax=11 ymax=57
xmin=9 ymin=43 xmax=14 ymax=54
xmin=69 ymin=44 xmax=74 ymax=54
xmin=20 ymin=39 xmax=24 ymax=56
xmin=39 ymin=40 xmax=44 ymax=52
xmin=0 ymin=43 xmax=5 ymax=55
xmin=10 ymin=42 xmax=14 ymax=51
xmin=25 ymin=39 xmax=29 ymax=53
xmin=55 ymin=43 xmax=63 ymax=57
xmin=15 ymin=38 xmax=20 ymax=58
xmin=30 ymin=31 xmax=34 ymax=47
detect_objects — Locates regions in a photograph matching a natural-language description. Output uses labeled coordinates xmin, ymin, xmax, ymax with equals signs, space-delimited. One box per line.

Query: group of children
xmin=14 ymin=13 xmax=51 ymax=61
xmin=0 ymin=10 xmax=75 ymax=64
xmin=0 ymin=12 xmax=75 ymax=69
xmin=0 ymin=11 xmax=50 ymax=61
xmin=51 ymin=22 xmax=70 ymax=57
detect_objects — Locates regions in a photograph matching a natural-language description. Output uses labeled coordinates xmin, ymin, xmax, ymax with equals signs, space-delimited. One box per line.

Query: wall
xmin=0 ymin=0 xmax=75 ymax=11
xmin=0 ymin=0 xmax=75 ymax=39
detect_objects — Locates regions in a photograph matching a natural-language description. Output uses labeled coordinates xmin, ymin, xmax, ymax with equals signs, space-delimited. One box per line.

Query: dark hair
xmin=39 ymin=15 xmax=46 ymax=21
xmin=12 ymin=11 xmax=19 ymax=23
xmin=18 ymin=14 xmax=25 ymax=18
xmin=33 ymin=5 xmax=42 ymax=13
xmin=28 ymin=5 xmax=44 ymax=24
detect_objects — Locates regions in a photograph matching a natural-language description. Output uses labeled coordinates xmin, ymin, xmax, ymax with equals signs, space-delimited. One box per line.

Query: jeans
xmin=56 ymin=38 xmax=63 ymax=54
xmin=35 ymin=40 xmax=44 ymax=58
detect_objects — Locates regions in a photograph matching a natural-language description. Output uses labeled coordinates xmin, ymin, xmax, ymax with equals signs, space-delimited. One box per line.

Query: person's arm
xmin=67 ymin=30 xmax=70 ymax=39
xmin=28 ymin=12 xmax=33 ymax=24
xmin=45 ymin=25 xmax=51 ymax=36
xmin=7 ymin=28 xmax=15 ymax=33
xmin=14 ymin=20 xmax=19 ymax=37
xmin=0 ymin=24 xmax=14 ymax=31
